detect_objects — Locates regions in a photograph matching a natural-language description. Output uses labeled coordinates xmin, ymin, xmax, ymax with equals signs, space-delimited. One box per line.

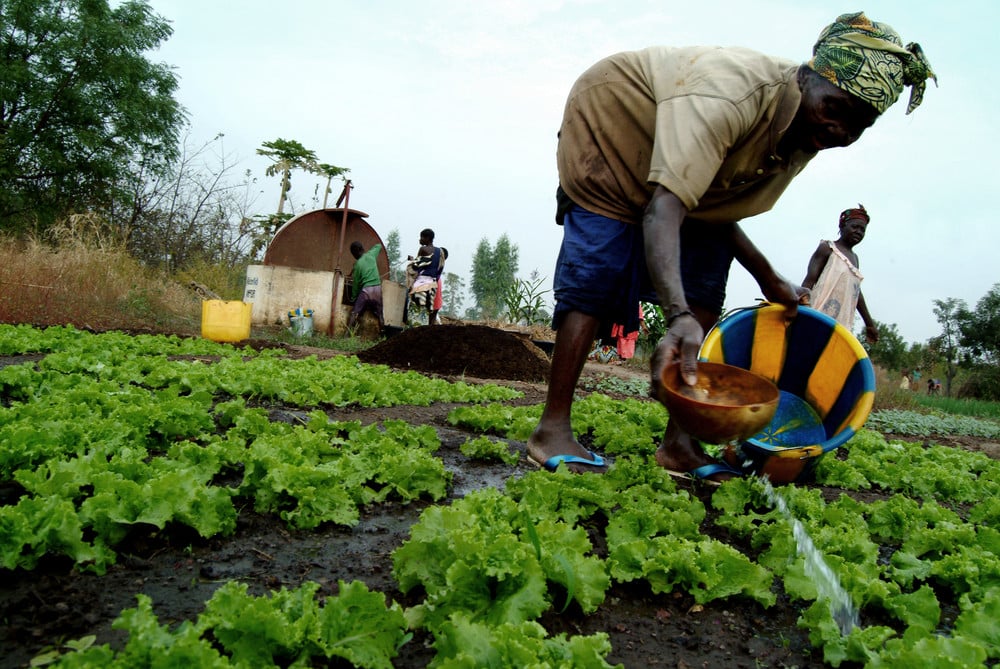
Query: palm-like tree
xmin=316 ymin=162 xmax=351 ymax=208
xmin=256 ymin=138 xmax=319 ymax=215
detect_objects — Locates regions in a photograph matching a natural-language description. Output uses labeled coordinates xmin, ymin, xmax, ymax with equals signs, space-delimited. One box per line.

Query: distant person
xmin=900 ymin=371 xmax=910 ymax=391
xmin=802 ymin=204 xmax=879 ymax=343
xmin=928 ymin=378 xmax=942 ymax=395
xmin=348 ymin=241 xmax=384 ymax=333
xmin=526 ymin=12 xmax=934 ymax=476
xmin=408 ymin=228 xmax=445 ymax=325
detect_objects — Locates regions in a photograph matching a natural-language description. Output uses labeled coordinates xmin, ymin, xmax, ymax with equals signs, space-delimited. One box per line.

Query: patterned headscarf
xmin=840 ymin=204 xmax=869 ymax=225
xmin=809 ymin=12 xmax=937 ymax=115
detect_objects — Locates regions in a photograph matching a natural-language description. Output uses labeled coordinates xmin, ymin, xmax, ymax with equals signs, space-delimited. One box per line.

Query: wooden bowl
xmin=657 ymin=361 xmax=779 ymax=443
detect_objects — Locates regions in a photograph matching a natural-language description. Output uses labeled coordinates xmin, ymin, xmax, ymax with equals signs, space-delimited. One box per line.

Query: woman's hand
xmin=760 ymin=275 xmax=807 ymax=317
xmin=649 ymin=313 xmax=703 ymax=395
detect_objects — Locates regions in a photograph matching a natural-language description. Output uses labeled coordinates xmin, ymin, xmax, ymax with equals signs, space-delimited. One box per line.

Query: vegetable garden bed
xmin=1 ymin=324 xmax=998 ymax=668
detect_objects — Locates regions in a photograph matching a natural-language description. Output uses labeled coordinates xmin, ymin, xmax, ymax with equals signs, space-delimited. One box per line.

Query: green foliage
xmin=0 ymin=324 xmax=521 ymax=569
xmin=392 ymin=489 xmax=560 ymax=631
xmin=44 ymin=581 xmax=410 ymax=668
xmin=442 ymin=271 xmax=466 ymax=318
xmin=866 ymin=320 xmax=910 ymax=370
xmin=384 ymin=228 xmax=402 ymax=282
xmin=0 ymin=0 xmax=184 ymax=230
xmin=9 ymin=322 xmax=1000 ymax=666
xmin=814 ymin=429 xmax=1000 ymax=502
xmin=448 ymin=393 xmax=666 ymax=457
xmin=958 ymin=282 xmax=1000 ymax=365
xmin=447 ymin=402 xmax=543 ymax=441
xmin=640 ymin=301 xmax=666 ymax=348
xmin=256 ymin=138 xmax=347 ymax=224
xmin=502 ymin=275 xmax=550 ymax=325
xmin=429 ymin=614 xmax=620 ymax=669
xmin=579 ymin=373 xmax=651 ymax=398
xmin=914 ymin=391 xmax=1000 ymax=419
xmin=314 ymin=161 xmax=350 ymax=208
xmin=469 ymin=234 xmax=519 ymax=320
xmin=460 ymin=436 xmax=520 ymax=465
xmin=865 ymin=409 xmax=1000 ymax=439
xmin=955 ymin=362 xmax=1000 ymax=402
xmin=258 ymin=138 xmax=317 ymax=181
xmin=932 ymin=297 xmax=966 ymax=389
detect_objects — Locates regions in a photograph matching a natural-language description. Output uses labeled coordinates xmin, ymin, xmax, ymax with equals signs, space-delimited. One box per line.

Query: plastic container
xmin=289 ymin=315 xmax=314 ymax=337
xmin=699 ymin=304 xmax=875 ymax=483
xmin=201 ymin=300 xmax=252 ymax=343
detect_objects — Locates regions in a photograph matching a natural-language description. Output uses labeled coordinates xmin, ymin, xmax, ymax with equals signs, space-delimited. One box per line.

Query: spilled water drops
xmin=757 ymin=476 xmax=860 ymax=635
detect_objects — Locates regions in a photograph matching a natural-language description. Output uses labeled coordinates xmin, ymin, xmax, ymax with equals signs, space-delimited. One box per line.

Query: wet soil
xmin=0 ymin=324 xmax=990 ymax=668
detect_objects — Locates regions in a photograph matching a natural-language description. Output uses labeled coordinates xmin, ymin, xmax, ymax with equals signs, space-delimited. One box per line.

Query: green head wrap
xmin=809 ymin=11 xmax=937 ymax=115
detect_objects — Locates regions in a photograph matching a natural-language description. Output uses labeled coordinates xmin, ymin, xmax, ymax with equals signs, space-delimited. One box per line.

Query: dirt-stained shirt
xmin=557 ymin=46 xmax=815 ymax=225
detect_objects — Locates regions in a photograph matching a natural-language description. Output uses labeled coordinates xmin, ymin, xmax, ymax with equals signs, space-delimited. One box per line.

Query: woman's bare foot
xmin=527 ymin=425 xmax=608 ymax=473
xmin=654 ymin=422 xmax=736 ymax=483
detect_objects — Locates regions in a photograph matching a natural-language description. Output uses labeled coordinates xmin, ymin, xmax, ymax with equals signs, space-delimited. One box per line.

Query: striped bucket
xmin=699 ymin=304 xmax=875 ymax=483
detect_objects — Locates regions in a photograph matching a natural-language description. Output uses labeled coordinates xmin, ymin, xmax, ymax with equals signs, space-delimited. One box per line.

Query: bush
xmin=956 ymin=364 xmax=1000 ymax=402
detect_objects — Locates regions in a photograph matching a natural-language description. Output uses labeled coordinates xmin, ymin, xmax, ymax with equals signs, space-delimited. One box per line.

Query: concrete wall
xmin=244 ymin=264 xmax=406 ymax=337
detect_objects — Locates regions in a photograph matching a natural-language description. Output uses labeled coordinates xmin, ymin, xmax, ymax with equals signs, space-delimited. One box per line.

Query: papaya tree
xmin=256 ymin=138 xmax=318 ymax=217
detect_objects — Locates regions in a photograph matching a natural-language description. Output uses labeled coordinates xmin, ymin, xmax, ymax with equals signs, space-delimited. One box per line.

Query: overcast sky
xmin=145 ymin=0 xmax=996 ymax=343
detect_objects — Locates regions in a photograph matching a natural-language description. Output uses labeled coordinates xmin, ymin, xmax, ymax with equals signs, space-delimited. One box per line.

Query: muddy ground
xmin=2 ymin=324 xmax=995 ymax=668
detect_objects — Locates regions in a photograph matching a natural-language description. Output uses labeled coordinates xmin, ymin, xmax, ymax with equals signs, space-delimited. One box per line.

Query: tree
xmin=931 ymin=297 xmax=967 ymax=397
xmin=864 ymin=320 xmax=909 ymax=371
xmin=113 ymin=130 xmax=262 ymax=270
xmin=958 ymin=282 xmax=1000 ymax=364
xmin=905 ymin=341 xmax=938 ymax=385
xmin=384 ymin=229 xmax=402 ymax=283
xmin=316 ymin=162 xmax=350 ymax=209
xmin=0 ymin=0 xmax=184 ymax=230
xmin=442 ymin=272 xmax=466 ymax=318
xmin=470 ymin=234 xmax=519 ymax=320
xmin=256 ymin=138 xmax=318 ymax=217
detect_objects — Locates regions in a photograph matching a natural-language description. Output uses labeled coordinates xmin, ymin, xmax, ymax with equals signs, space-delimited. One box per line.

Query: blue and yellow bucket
xmin=699 ymin=303 xmax=875 ymax=483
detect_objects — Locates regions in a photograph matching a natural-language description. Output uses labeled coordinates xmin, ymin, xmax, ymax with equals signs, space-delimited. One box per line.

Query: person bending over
xmin=528 ymin=12 xmax=935 ymax=478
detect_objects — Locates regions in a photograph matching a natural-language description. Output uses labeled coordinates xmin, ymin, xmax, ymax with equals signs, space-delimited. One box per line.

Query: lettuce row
xmin=712 ymin=477 xmax=1000 ymax=666
xmin=42 ymin=580 xmax=409 ymax=669
xmin=2 ymin=403 xmax=454 ymax=572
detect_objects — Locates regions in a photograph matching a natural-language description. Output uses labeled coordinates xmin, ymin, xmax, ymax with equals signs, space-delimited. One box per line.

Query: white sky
xmin=145 ymin=0 xmax=997 ymax=343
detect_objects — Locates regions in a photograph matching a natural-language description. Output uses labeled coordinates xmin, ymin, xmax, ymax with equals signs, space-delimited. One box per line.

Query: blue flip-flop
xmin=668 ymin=462 xmax=743 ymax=487
xmin=530 ymin=451 xmax=607 ymax=472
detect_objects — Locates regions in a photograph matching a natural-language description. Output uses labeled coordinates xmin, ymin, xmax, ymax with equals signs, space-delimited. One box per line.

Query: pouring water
xmin=755 ymin=475 xmax=859 ymax=635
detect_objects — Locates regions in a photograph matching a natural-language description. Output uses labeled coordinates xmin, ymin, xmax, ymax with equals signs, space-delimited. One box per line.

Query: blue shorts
xmin=552 ymin=205 xmax=734 ymax=332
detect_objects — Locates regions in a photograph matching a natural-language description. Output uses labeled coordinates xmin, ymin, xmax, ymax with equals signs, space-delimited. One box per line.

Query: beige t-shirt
xmin=557 ymin=46 xmax=814 ymax=225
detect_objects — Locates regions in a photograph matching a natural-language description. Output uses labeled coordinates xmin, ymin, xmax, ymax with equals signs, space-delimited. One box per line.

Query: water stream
xmin=756 ymin=476 xmax=860 ymax=635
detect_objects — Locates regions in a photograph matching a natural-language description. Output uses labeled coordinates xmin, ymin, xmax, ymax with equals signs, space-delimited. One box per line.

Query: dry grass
xmin=872 ymin=363 xmax=920 ymax=412
xmin=0 ymin=231 xmax=203 ymax=334
xmin=175 ymin=258 xmax=250 ymax=302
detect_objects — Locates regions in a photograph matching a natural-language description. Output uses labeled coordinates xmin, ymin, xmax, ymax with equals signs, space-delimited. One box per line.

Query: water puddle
xmin=756 ymin=475 xmax=859 ymax=635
